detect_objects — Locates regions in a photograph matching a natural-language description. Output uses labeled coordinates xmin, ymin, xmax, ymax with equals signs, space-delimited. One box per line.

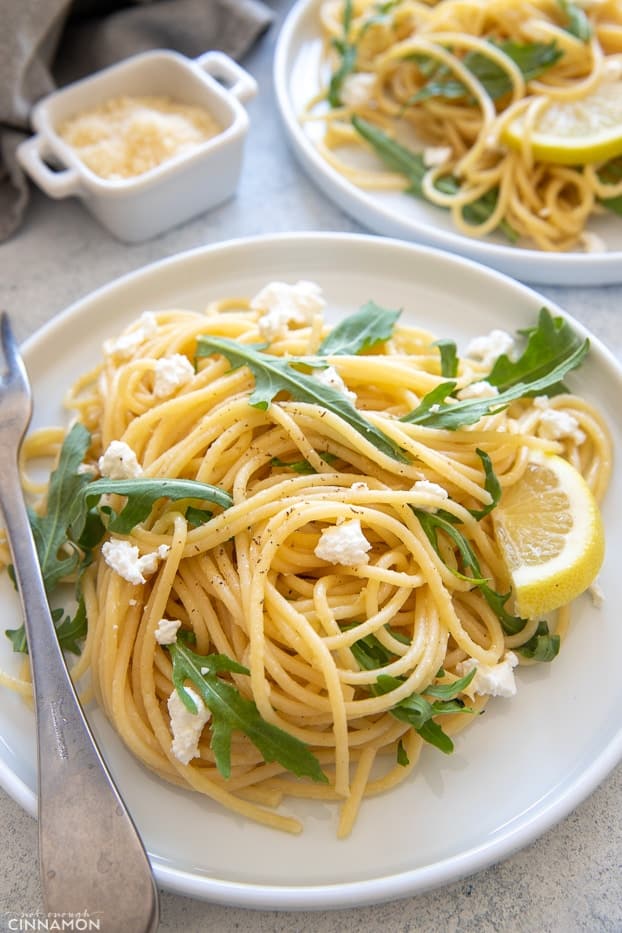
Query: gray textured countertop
xmin=0 ymin=2 xmax=620 ymax=930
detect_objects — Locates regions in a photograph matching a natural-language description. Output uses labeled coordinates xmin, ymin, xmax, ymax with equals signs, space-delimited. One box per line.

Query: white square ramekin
xmin=17 ymin=50 xmax=257 ymax=242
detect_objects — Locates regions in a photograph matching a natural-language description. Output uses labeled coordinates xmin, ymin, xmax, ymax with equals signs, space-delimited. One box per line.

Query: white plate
xmin=2 ymin=234 xmax=621 ymax=909
xmin=274 ymin=0 xmax=622 ymax=287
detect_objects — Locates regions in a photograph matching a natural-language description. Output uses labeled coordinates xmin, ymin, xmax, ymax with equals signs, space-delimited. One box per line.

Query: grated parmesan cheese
xmin=59 ymin=96 xmax=222 ymax=180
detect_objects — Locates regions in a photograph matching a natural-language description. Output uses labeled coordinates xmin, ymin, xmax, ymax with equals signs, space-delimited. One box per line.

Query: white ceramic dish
xmin=1 ymin=234 xmax=621 ymax=910
xmin=274 ymin=0 xmax=622 ymax=287
xmin=17 ymin=50 xmax=257 ymax=242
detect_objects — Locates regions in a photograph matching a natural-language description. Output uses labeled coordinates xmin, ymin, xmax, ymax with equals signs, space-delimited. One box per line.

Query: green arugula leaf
xmin=597 ymin=157 xmax=622 ymax=216
xmin=328 ymin=0 xmax=356 ymax=107
xmin=434 ymin=339 xmax=459 ymax=378
xmin=196 ymin=336 xmax=409 ymax=463
xmin=6 ymin=599 xmax=87 ymax=656
xmin=317 ymin=301 xmax=401 ymax=356
xmin=169 ymin=641 xmax=327 ymax=782
xmin=271 ymin=457 xmax=316 ymax=475
xmin=28 ymin=422 xmax=91 ymax=593
xmin=411 ymin=40 xmax=563 ymax=103
xmin=402 ymin=326 xmax=589 ymax=430
xmin=517 ymin=621 xmax=561 ymax=661
xmin=557 ymin=0 xmax=592 ymax=41
xmin=351 ymin=117 xmax=517 ymax=240
xmin=468 ymin=448 xmax=501 ymax=520
xmin=487 ymin=308 xmax=585 ymax=392
xmin=185 ymin=506 xmax=214 ymax=528
xmin=397 ymin=738 xmax=409 ymax=766
xmin=349 ymin=627 xmax=477 ymax=754
xmin=73 ymin=477 xmax=233 ymax=538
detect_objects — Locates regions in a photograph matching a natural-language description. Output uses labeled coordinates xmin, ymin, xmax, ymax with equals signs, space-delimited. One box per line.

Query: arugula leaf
xmin=328 ymin=0 xmax=356 ymax=107
xmin=196 ymin=336 xmax=409 ymax=463
xmin=28 ymin=422 xmax=92 ymax=593
xmin=468 ymin=448 xmax=501 ymax=521
xmin=169 ymin=641 xmax=327 ymax=782
xmin=518 ymin=621 xmax=561 ymax=661
xmin=73 ymin=477 xmax=233 ymax=538
xmin=397 ymin=738 xmax=409 ymax=766
xmin=351 ymin=117 xmax=517 ymax=240
xmin=487 ymin=308 xmax=585 ymax=392
xmin=374 ymin=671 xmax=477 ymax=754
xmin=557 ymin=0 xmax=592 ymax=41
xmin=185 ymin=506 xmax=214 ymax=528
xmin=271 ymin=457 xmax=316 ymax=475
xmin=434 ymin=339 xmax=459 ymax=378
xmin=598 ymin=157 xmax=622 ymax=216
xmin=411 ymin=40 xmax=563 ymax=103
xmin=349 ymin=626 xmax=477 ymax=753
xmin=317 ymin=301 xmax=401 ymax=356
xmin=6 ymin=599 xmax=87 ymax=656
xmin=402 ymin=326 xmax=589 ymax=430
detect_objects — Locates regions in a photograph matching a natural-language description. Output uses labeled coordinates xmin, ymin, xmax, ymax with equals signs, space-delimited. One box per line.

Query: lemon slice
xmin=503 ymin=79 xmax=622 ymax=165
xmin=492 ymin=451 xmax=605 ymax=618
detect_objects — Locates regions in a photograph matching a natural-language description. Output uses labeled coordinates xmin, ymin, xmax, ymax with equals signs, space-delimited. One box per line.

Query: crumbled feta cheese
xmin=456 ymin=651 xmax=519 ymax=698
xmin=580 ymin=231 xmax=607 ymax=254
xmin=464 ymin=329 xmax=514 ymax=370
xmin=314 ymin=519 xmax=371 ymax=565
xmin=423 ymin=145 xmax=452 ymax=167
xmin=588 ymin=581 xmax=604 ymax=609
xmin=251 ymin=281 xmax=325 ymax=339
xmin=167 ymin=687 xmax=211 ymax=765
xmin=412 ymin=479 xmax=448 ymax=512
xmin=98 ymin=440 xmax=143 ymax=479
xmin=103 ymin=313 xmax=158 ymax=359
xmin=313 ymin=365 xmax=357 ymax=403
xmin=102 ymin=539 xmax=168 ymax=585
xmin=537 ymin=408 xmax=585 ymax=445
xmin=153 ymin=353 xmax=195 ymax=397
xmin=341 ymin=72 xmax=376 ymax=108
xmin=155 ymin=617 xmax=182 ymax=645
xmin=456 ymin=380 xmax=499 ymax=401
xmin=351 ymin=481 xmax=369 ymax=491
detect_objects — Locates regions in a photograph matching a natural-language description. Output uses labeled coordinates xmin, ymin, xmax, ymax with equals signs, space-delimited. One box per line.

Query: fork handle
xmin=0 ymin=461 xmax=159 ymax=931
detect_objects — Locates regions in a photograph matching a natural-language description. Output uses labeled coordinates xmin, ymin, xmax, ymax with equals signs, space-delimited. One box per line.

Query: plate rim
xmin=3 ymin=231 xmax=621 ymax=910
xmin=273 ymin=0 xmax=622 ymax=287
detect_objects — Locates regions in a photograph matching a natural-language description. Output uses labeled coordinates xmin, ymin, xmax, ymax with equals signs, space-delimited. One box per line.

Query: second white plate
xmin=274 ymin=0 xmax=622 ymax=287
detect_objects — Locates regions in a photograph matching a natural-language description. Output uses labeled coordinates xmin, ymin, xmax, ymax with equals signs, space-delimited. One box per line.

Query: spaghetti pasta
xmin=304 ymin=0 xmax=622 ymax=251
xmin=0 ymin=284 xmax=612 ymax=836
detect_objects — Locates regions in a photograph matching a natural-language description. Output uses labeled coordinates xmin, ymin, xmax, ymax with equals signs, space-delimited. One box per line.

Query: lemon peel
xmin=502 ymin=79 xmax=622 ymax=165
xmin=492 ymin=451 xmax=605 ymax=618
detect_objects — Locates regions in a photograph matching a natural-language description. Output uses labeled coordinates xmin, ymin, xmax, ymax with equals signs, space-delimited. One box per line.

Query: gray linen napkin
xmin=0 ymin=0 xmax=273 ymax=241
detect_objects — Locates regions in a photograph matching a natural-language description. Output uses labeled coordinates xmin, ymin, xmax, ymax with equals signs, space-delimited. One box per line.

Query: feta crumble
xmin=537 ymin=408 xmax=585 ymax=445
xmin=103 ymin=312 xmax=158 ymax=359
xmin=341 ymin=72 xmax=376 ymax=108
xmin=314 ymin=519 xmax=371 ymax=565
xmin=464 ymin=330 xmax=514 ymax=370
xmin=102 ymin=539 xmax=170 ymax=585
xmin=423 ymin=145 xmax=453 ymax=167
xmin=98 ymin=440 xmax=143 ymax=479
xmin=250 ymin=281 xmax=325 ymax=340
xmin=412 ymin=479 xmax=448 ymax=512
xmin=456 ymin=380 xmax=499 ymax=401
xmin=313 ymin=365 xmax=357 ymax=403
xmin=153 ymin=353 xmax=195 ymax=397
xmin=155 ymin=617 xmax=182 ymax=645
xmin=456 ymin=651 xmax=519 ymax=698
xmin=167 ymin=687 xmax=211 ymax=765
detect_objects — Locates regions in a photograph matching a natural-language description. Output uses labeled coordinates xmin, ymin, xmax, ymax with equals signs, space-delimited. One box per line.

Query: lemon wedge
xmin=492 ymin=451 xmax=605 ymax=618
xmin=503 ymin=79 xmax=622 ymax=165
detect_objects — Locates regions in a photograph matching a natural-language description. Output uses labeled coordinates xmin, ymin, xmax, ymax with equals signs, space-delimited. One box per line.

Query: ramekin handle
xmin=195 ymin=51 xmax=258 ymax=103
xmin=16 ymin=135 xmax=82 ymax=199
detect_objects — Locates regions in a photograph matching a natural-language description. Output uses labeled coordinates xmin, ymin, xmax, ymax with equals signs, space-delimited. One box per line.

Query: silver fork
xmin=0 ymin=313 xmax=159 ymax=931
